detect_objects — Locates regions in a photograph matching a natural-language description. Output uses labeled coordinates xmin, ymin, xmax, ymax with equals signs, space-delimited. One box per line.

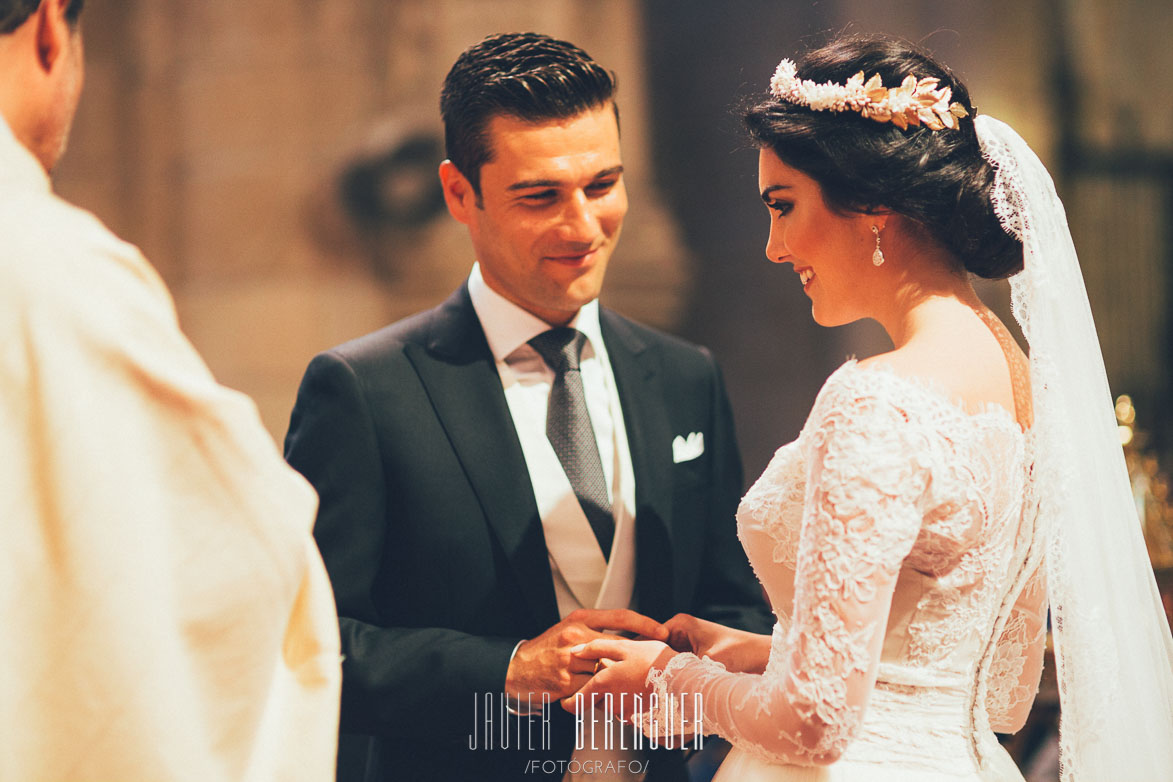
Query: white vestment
xmin=0 ymin=117 xmax=341 ymax=782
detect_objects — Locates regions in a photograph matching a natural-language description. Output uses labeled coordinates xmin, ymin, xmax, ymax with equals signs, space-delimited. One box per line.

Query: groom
xmin=285 ymin=32 xmax=771 ymax=781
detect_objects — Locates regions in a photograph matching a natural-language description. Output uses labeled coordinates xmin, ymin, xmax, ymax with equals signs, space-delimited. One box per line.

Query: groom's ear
xmin=439 ymin=160 xmax=478 ymax=224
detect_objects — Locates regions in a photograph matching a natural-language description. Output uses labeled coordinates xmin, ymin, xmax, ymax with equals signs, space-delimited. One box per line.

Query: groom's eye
xmin=520 ymin=190 xmax=557 ymax=203
xmin=586 ymin=178 xmax=619 ymax=195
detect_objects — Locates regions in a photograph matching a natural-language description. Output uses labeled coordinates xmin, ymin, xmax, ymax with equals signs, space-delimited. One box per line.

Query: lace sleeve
xmin=985 ymin=559 xmax=1046 ymax=733
xmin=645 ymin=386 xmax=928 ymax=765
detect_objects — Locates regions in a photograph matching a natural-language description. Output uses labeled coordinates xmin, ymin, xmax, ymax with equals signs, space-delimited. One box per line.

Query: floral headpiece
xmin=768 ymin=59 xmax=969 ymax=131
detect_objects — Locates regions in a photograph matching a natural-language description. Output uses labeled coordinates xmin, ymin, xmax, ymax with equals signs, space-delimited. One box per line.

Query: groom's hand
xmin=505 ymin=609 xmax=667 ymax=703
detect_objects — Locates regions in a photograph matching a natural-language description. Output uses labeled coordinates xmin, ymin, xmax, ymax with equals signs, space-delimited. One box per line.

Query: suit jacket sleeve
xmin=689 ymin=351 xmax=775 ymax=634
xmin=285 ymin=350 xmax=519 ymax=741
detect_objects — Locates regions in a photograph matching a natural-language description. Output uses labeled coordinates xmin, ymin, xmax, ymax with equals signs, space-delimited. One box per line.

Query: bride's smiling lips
xmin=796 ymin=266 xmax=815 ymax=289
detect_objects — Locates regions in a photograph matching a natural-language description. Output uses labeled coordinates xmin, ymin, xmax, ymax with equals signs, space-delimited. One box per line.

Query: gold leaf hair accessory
xmin=769 ymin=58 xmax=969 ymax=131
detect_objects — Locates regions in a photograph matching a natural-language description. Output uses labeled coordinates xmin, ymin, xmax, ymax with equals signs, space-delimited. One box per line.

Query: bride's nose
xmin=765 ymin=223 xmax=791 ymax=265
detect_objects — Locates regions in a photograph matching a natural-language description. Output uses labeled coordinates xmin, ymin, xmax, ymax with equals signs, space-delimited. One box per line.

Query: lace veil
xmin=976 ymin=115 xmax=1173 ymax=780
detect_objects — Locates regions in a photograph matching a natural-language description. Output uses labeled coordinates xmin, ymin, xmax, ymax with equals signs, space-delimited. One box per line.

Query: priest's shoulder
xmin=0 ymin=189 xmax=164 ymax=316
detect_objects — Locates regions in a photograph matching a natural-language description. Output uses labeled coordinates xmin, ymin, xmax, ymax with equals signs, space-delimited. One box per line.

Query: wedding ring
xmin=593 ymin=660 xmax=603 ymax=674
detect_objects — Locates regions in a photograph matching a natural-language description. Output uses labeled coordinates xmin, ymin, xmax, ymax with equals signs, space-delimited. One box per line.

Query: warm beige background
xmin=53 ymin=0 xmax=1172 ymax=477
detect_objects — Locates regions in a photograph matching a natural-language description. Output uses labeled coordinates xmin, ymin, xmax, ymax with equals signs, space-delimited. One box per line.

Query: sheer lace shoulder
xmin=829 ymin=360 xmax=1023 ymax=432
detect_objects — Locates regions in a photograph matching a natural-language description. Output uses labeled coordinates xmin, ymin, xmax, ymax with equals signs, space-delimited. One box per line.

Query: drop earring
xmin=871 ymin=225 xmax=885 ymax=266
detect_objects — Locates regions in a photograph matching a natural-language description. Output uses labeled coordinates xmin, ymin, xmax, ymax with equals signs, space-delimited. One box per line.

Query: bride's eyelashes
xmin=767 ymin=200 xmax=794 ymax=217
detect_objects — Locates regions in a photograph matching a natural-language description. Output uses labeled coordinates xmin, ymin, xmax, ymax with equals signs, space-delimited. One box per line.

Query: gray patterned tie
xmin=529 ymin=328 xmax=614 ymax=560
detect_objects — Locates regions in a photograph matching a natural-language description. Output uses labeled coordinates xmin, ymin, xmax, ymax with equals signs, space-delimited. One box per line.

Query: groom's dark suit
xmin=285 ymin=285 xmax=771 ymax=782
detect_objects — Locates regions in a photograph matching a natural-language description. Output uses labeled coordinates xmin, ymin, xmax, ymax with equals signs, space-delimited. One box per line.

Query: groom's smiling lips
xmin=544 ymin=247 xmax=603 ymax=266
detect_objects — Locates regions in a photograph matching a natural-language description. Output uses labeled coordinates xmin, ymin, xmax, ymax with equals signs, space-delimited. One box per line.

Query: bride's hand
xmin=663 ymin=613 xmax=772 ymax=674
xmin=558 ymin=639 xmax=676 ymax=720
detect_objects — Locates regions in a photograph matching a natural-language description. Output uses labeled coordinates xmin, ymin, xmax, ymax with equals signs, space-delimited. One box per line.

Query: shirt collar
xmin=0 ymin=113 xmax=52 ymax=193
xmin=467 ymin=262 xmax=605 ymax=363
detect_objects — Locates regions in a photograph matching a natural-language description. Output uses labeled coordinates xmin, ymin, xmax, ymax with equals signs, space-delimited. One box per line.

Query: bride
xmin=565 ymin=35 xmax=1173 ymax=780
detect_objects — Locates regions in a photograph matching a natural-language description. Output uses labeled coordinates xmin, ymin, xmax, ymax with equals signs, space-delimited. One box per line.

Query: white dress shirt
xmin=468 ymin=264 xmax=644 ymax=781
xmin=468 ymin=263 xmax=638 ymax=615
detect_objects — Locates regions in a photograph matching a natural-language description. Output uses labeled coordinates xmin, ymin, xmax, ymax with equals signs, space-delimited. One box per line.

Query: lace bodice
xmin=648 ymin=362 xmax=1045 ymax=772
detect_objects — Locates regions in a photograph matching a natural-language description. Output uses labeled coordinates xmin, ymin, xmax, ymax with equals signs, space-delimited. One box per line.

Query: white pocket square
xmin=672 ymin=432 xmax=705 ymax=463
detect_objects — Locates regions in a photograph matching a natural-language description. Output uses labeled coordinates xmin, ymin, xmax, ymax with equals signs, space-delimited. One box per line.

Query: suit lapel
xmin=601 ymin=311 xmax=675 ymax=620
xmin=404 ymin=286 xmax=559 ymax=628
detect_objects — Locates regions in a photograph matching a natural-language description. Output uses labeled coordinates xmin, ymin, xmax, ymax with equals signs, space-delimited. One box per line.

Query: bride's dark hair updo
xmin=745 ymin=35 xmax=1023 ymax=279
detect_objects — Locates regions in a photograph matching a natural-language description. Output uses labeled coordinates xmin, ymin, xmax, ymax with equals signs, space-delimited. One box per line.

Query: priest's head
xmin=0 ymin=0 xmax=85 ymax=172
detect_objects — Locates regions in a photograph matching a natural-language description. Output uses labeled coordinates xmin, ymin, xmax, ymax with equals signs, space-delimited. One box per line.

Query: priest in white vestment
xmin=0 ymin=2 xmax=342 ymax=779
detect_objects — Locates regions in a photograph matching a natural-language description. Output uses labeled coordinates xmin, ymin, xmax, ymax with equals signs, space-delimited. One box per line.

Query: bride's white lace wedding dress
xmin=648 ymin=360 xmax=1045 ymax=781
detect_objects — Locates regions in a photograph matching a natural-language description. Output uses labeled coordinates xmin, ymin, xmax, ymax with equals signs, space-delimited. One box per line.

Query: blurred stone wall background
xmin=54 ymin=0 xmax=1172 ymax=481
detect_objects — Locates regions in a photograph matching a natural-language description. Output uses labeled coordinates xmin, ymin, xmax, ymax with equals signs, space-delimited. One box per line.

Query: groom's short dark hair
xmin=440 ymin=31 xmax=617 ymax=197
xmin=1 ymin=0 xmax=85 ymax=34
